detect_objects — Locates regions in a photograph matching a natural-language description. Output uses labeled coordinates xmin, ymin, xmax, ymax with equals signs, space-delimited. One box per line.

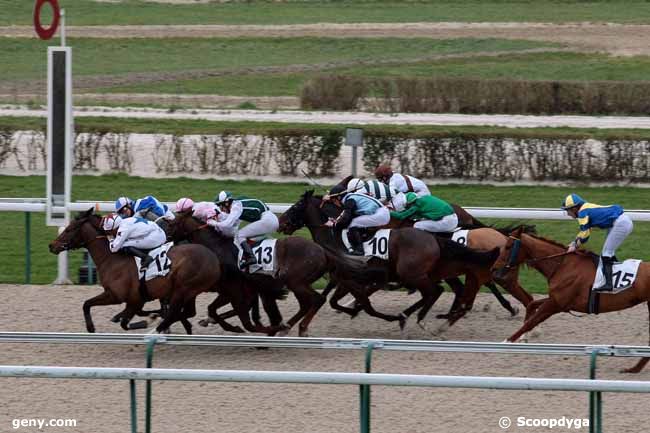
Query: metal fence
xmin=3 ymin=332 xmax=650 ymax=433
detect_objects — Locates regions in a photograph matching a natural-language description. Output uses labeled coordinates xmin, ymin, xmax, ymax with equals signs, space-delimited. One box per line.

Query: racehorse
xmin=171 ymin=211 xmax=373 ymax=337
xmin=48 ymin=208 xmax=222 ymax=334
xmin=279 ymin=190 xmax=500 ymax=329
xmin=387 ymin=218 xmax=535 ymax=319
xmin=493 ymin=227 xmax=650 ymax=373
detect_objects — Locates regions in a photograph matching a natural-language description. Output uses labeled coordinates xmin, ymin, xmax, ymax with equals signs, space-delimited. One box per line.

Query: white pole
xmin=54 ymin=227 xmax=72 ymax=284
xmin=60 ymin=9 xmax=66 ymax=47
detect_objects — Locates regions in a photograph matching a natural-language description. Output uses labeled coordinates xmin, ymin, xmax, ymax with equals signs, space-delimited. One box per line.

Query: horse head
xmin=278 ymin=190 xmax=314 ymax=234
xmin=49 ymin=208 xmax=103 ymax=254
xmin=492 ymin=226 xmax=526 ymax=279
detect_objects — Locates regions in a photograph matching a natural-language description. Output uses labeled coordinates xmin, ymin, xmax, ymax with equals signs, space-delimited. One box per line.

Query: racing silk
xmin=362 ymin=180 xmax=398 ymax=203
xmin=134 ymin=196 xmax=175 ymax=221
xmin=389 ymin=173 xmax=430 ymax=197
xmin=109 ymin=217 xmax=165 ymax=252
xmin=343 ymin=193 xmax=384 ymax=216
xmin=236 ymin=196 xmax=270 ymax=223
xmin=574 ymin=203 xmax=624 ymax=245
xmin=390 ymin=195 xmax=454 ymax=221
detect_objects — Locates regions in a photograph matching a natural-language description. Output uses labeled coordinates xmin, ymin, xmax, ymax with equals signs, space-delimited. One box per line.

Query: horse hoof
xmin=128 ymin=320 xmax=148 ymax=330
xmin=435 ymin=313 xmax=450 ymax=320
xmin=621 ymin=367 xmax=641 ymax=374
xmin=198 ymin=318 xmax=211 ymax=327
xmin=110 ymin=314 xmax=122 ymax=323
xmin=299 ymin=331 xmax=309 ymax=338
xmin=87 ymin=326 xmax=96 ymax=333
xmin=277 ymin=328 xmax=291 ymax=337
xmin=509 ymin=306 xmax=520 ymax=318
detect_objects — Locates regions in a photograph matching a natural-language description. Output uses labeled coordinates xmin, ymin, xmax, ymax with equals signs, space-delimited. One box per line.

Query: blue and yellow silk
xmin=574 ymin=203 xmax=624 ymax=245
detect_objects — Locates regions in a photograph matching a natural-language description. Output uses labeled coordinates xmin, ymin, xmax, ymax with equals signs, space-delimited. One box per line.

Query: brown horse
xmin=493 ymin=228 xmax=650 ymax=373
xmin=387 ymin=218 xmax=535 ymax=319
xmin=279 ymin=190 xmax=500 ymax=330
xmin=171 ymin=210 xmax=374 ymax=337
xmin=48 ymin=208 xmax=221 ymax=334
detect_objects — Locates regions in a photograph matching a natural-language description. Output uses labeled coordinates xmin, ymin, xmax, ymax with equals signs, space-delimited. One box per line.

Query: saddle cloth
xmin=342 ymin=229 xmax=391 ymax=260
xmin=136 ymin=242 xmax=173 ymax=281
xmin=451 ymin=229 xmax=469 ymax=246
xmin=592 ymin=258 xmax=641 ymax=293
xmin=238 ymin=238 xmax=278 ymax=275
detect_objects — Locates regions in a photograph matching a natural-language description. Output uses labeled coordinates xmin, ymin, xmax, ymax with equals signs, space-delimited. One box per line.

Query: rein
xmin=526 ymin=251 xmax=572 ymax=264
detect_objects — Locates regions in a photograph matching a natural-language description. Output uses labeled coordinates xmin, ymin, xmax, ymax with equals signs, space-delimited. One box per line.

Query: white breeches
xmin=237 ymin=211 xmax=279 ymax=242
xmin=602 ymin=214 xmax=633 ymax=257
xmin=414 ymin=213 xmax=459 ymax=233
xmin=122 ymin=230 xmax=166 ymax=250
xmin=349 ymin=207 xmax=390 ymax=228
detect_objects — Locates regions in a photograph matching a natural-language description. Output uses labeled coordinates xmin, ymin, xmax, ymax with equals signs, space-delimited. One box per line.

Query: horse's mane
xmin=493 ymin=223 xmax=537 ymax=236
xmin=526 ymin=233 xmax=599 ymax=260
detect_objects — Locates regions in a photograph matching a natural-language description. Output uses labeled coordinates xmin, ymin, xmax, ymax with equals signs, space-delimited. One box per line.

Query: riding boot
xmin=594 ymin=256 xmax=614 ymax=292
xmin=239 ymin=241 xmax=257 ymax=268
xmin=123 ymin=246 xmax=153 ymax=270
xmin=348 ymin=228 xmax=365 ymax=256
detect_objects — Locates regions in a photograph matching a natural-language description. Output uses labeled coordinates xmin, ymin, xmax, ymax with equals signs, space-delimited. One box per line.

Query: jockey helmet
xmin=215 ymin=191 xmax=233 ymax=205
xmin=374 ymin=164 xmax=393 ymax=181
xmin=347 ymin=178 xmax=365 ymax=193
xmin=405 ymin=192 xmax=418 ymax=205
xmin=115 ymin=196 xmax=133 ymax=213
xmin=329 ymin=184 xmax=347 ymax=197
xmin=102 ymin=213 xmax=122 ymax=232
xmin=561 ymin=193 xmax=585 ymax=210
xmin=175 ymin=197 xmax=194 ymax=213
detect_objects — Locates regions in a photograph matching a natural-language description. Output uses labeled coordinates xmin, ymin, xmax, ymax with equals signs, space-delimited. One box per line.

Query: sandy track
xmin=1 ymin=284 xmax=649 ymax=433
xmin=1 ymin=22 xmax=647 ymax=55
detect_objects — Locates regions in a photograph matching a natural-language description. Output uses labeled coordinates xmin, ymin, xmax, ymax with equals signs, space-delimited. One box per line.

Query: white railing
xmin=3 ymin=198 xmax=650 ymax=221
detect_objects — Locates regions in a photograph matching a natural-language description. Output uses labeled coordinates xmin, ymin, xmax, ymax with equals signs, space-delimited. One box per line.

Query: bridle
xmin=57 ymin=217 xmax=106 ymax=251
xmin=499 ymin=236 xmax=570 ymax=280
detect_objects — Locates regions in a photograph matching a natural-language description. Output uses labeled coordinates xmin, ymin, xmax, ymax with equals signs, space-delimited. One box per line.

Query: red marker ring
xmin=33 ymin=0 xmax=60 ymax=40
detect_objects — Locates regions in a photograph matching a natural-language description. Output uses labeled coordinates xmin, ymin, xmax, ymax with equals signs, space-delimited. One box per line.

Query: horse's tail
xmin=492 ymin=224 xmax=537 ymax=236
xmin=322 ymin=244 xmax=387 ymax=286
xmin=440 ymin=238 xmax=500 ymax=267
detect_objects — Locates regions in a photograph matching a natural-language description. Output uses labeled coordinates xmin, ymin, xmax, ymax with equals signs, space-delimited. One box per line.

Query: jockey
xmin=211 ymin=191 xmax=279 ymax=268
xmin=390 ymin=192 xmax=458 ymax=234
xmin=102 ymin=213 xmax=166 ymax=270
xmin=324 ymin=184 xmax=390 ymax=255
xmin=116 ymin=195 xmax=175 ymax=231
xmin=175 ymin=197 xmax=195 ymax=214
xmin=347 ymin=177 xmax=407 ymax=211
xmin=562 ymin=193 xmax=633 ymax=292
xmin=374 ymin=164 xmax=431 ymax=198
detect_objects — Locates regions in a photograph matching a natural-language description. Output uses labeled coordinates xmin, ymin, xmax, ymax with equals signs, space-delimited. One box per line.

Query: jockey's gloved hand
xmin=567 ymin=242 xmax=577 ymax=253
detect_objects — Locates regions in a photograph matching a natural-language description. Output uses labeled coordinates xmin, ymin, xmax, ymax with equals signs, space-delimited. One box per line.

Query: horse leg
xmin=120 ymin=303 xmax=142 ymax=331
xmin=251 ymin=293 xmax=262 ymax=327
xmin=354 ymin=289 xmax=403 ymax=323
xmin=415 ymin=284 xmax=445 ymax=323
xmin=495 ymin=271 xmax=534 ymax=307
xmin=229 ymin=289 xmax=276 ymax=335
xmin=623 ymin=302 xmax=650 ymax=373
xmin=297 ymin=288 xmax=326 ymax=337
xmin=83 ymin=291 xmax=119 ymax=333
xmin=485 ymin=281 xmax=518 ymax=317
xmin=201 ymin=293 xmax=245 ymax=333
xmin=436 ymin=278 xmax=464 ymax=319
xmin=507 ymin=298 xmax=560 ymax=342
xmin=155 ymin=296 xmax=184 ymax=333
xmin=524 ymin=298 xmax=547 ymax=321
xmin=258 ymin=290 xmax=284 ymax=328
xmin=177 ymin=298 xmax=197 ymax=335
xmin=328 ymin=284 xmax=358 ymax=317
xmin=321 ymin=280 xmax=337 ymax=298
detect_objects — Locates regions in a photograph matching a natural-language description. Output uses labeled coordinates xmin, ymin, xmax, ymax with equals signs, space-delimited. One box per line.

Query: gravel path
xmin=4 ymin=105 xmax=650 ymax=129
xmin=1 ymin=284 xmax=649 ymax=433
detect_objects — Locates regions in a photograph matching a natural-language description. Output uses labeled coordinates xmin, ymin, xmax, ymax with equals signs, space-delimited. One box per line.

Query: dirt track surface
xmin=2 ymin=22 xmax=648 ymax=55
xmin=1 ymin=284 xmax=650 ymax=433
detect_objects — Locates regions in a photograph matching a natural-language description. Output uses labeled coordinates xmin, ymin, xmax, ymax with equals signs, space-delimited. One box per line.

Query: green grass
xmin=96 ymin=52 xmax=650 ymax=97
xmin=2 ymin=174 xmax=649 ymax=296
xmin=1 ymin=37 xmax=553 ymax=82
xmin=5 ymin=0 xmax=650 ymax=25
